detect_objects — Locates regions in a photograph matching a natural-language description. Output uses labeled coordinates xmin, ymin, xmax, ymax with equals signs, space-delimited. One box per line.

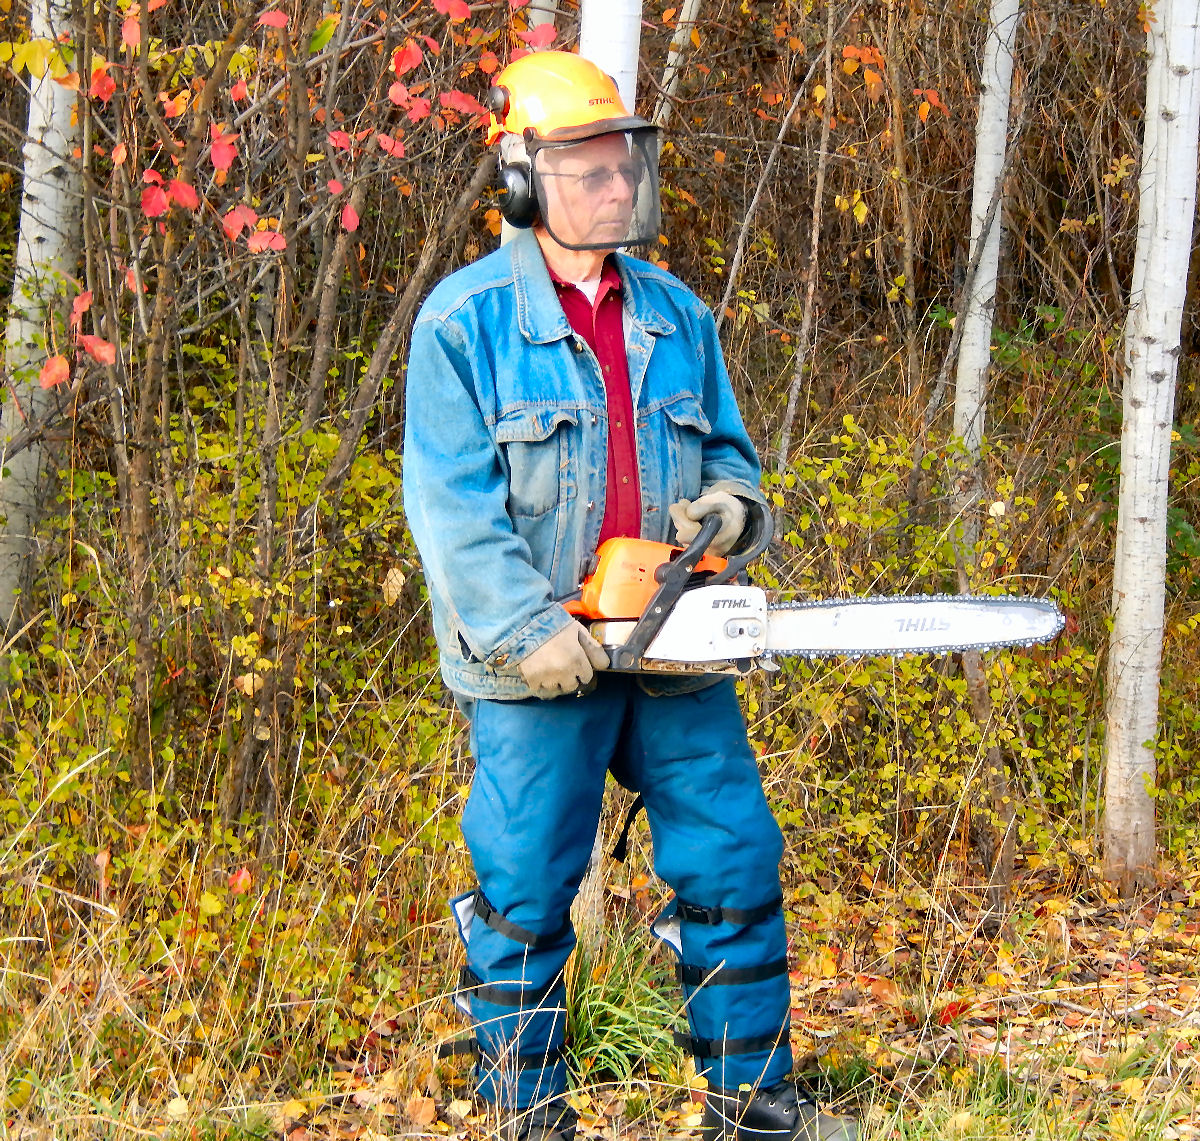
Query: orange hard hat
xmin=485 ymin=50 xmax=651 ymax=146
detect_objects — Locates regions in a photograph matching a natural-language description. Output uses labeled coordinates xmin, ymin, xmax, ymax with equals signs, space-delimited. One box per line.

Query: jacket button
xmin=572 ymin=339 xmax=584 ymax=353
xmin=493 ymin=653 xmax=508 ymax=667
xmin=591 ymin=414 xmax=598 ymax=425
xmin=587 ymin=501 xmax=595 ymax=512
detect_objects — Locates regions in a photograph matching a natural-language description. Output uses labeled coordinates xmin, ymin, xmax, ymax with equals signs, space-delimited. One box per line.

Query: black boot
xmin=701 ymin=1080 xmax=859 ymax=1141
xmin=502 ymin=1096 xmax=578 ymax=1141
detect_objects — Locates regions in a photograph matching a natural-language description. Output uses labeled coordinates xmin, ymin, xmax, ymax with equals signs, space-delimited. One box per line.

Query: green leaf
xmin=308 ymin=14 xmax=338 ymax=54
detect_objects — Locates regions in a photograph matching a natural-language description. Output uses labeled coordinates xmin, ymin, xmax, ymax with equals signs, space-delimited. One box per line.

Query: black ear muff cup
xmin=498 ymin=162 xmax=538 ymax=229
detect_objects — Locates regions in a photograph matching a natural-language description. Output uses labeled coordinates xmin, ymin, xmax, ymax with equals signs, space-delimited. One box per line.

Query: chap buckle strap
xmin=674 ymin=1027 xmax=790 ymax=1059
xmin=474 ymin=889 xmax=572 ymax=949
xmin=677 ymin=957 xmax=789 ymax=987
xmin=458 ymin=966 xmax=566 ymax=1008
xmin=436 ymin=1037 xmax=566 ymax=1072
xmin=674 ymin=894 xmax=783 ymax=928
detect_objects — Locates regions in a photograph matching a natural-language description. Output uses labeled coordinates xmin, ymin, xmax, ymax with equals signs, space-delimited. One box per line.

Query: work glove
xmin=668 ymin=491 xmax=747 ymax=556
xmin=518 ymin=622 xmax=610 ymax=699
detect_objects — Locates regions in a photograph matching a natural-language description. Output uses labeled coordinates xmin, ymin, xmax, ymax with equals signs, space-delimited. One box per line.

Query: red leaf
xmin=341 ymin=203 xmax=360 ymax=232
xmin=327 ymin=178 xmax=344 ymax=194
xmin=257 ymin=8 xmax=289 ymax=27
xmin=40 ymin=355 xmax=71 ymax=389
xmin=247 ymin=230 xmax=287 ymax=252
xmin=221 ymin=203 xmax=258 ymax=239
xmin=230 ymin=78 xmax=249 ymax=100
xmin=328 ymin=129 xmax=353 ymax=152
xmin=90 ymin=66 xmax=116 ymax=104
xmin=69 ymin=291 xmax=93 ymax=331
xmin=376 ymin=132 xmax=405 ymax=157
xmin=210 ymin=124 xmax=239 ymax=172
xmin=510 ymin=0 xmax=529 ymax=6
xmin=121 ymin=15 xmax=141 ymax=48
xmin=440 ymin=89 xmax=486 ymax=117
xmin=77 ymin=335 xmax=117 ymax=365
xmin=147 ymin=0 xmax=168 ymax=10
xmin=406 ymin=97 xmax=432 ymax=123
xmin=421 ymin=35 xmax=440 ymax=53
xmin=432 ymin=0 xmax=470 ymax=19
xmin=392 ymin=40 xmax=422 ymax=75
xmin=388 ymin=81 xmax=410 ymax=106
xmin=111 ymin=141 xmax=127 ymax=165
xmin=142 ymin=168 xmax=163 ymax=185
xmin=167 ymin=179 xmax=199 ymax=210
xmin=517 ymin=22 xmax=555 ymax=48
xmin=141 ymin=185 xmax=169 ymax=217
xmin=228 ymin=867 xmax=252 ymax=894
xmin=479 ymin=49 xmax=499 ymax=75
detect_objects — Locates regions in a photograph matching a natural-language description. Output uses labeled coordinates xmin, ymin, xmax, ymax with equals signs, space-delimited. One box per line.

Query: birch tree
xmin=574 ymin=0 xmax=643 ymax=949
xmin=0 ymin=0 xmax=80 ymax=635
xmin=1104 ymin=0 xmax=1200 ymax=894
xmin=950 ymin=0 xmax=1021 ymax=906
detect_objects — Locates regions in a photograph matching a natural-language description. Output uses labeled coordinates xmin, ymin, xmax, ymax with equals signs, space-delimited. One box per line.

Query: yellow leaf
xmin=842 ymin=58 xmax=858 ymax=74
xmin=852 ymin=199 xmax=868 ymax=225
xmin=406 ymin=1095 xmax=437 ymax=1125
xmin=166 ymin=1096 xmax=189 ymax=1120
xmin=1116 ymin=1076 xmax=1145 ymax=1098
xmin=690 ymin=27 xmax=700 ymax=49
xmin=947 ymin=1112 xmax=973 ymax=1133
xmin=381 ymin=565 xmax=406 ymax=606
xmin=814 ymin=83 xmax=826 ymax=105
xmin=281 ymin=1097 xmax=310 ymax=1122
xmin=198 ymin=890 xmax=222 ymax=917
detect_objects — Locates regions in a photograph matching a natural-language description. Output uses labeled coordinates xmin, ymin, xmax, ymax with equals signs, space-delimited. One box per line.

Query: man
xmin=402 ymin=50 xmax=857 ymax=1141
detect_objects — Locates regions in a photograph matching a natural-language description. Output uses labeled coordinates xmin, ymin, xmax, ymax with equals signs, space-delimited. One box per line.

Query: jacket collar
xmin=510 ymin=228 xmax=674 ymax=343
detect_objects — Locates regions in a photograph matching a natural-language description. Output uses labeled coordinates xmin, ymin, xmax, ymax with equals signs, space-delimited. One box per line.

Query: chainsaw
xmin=563 ymin=501 xmax=1065 ymax=674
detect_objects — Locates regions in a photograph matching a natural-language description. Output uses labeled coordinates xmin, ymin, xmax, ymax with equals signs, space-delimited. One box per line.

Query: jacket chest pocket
xmin=661 ymin=393 xmax=711 ymax=491
xmin=496 ymin=407 xmax=579 ymax=519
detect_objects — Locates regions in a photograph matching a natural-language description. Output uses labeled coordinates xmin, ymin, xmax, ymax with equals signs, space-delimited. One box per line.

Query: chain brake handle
xmin=606 ymin=498 xmax=773 ymax=671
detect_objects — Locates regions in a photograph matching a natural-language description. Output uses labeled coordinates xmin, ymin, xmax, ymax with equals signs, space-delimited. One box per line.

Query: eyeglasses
xmin=540 ymin=164 xmax=640 ymax=195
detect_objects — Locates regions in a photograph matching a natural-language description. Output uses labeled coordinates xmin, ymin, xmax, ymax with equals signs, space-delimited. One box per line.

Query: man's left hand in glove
xmin=668 ymin=491 xmax=747 ymax=556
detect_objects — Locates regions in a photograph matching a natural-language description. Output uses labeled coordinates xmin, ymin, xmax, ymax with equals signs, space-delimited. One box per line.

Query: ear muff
xmin=497 ymin=160 xmax=538 ymax=229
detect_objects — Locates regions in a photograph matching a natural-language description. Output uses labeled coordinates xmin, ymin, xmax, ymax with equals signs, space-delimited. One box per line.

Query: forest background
xmin=2 ymin=0 xmax=1200 ymax=1137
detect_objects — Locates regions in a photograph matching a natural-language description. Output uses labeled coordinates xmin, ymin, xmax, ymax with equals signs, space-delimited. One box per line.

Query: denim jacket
xmin=402 ymin=228 xmax=766 ymax=699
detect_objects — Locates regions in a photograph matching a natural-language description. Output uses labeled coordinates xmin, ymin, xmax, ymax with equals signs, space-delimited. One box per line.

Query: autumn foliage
xmin=0 ymin=0 xmax=1199 ymax=1136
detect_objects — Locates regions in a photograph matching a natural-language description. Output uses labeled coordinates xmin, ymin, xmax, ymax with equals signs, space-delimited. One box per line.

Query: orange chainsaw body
xmin=564 ymin=537 xmax=727 ymax=621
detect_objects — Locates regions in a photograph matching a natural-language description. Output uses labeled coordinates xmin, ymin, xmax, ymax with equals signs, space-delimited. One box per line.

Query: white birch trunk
xmin=952 ymin=0 xmax=1019 ymax=474
xmin=580 ymin=0 xmax=642 ymax=111
xmin=1104 ymin=0 xmax=1200 ymax=892
xmin=0 ymin=0 xmax=80 ymax=633
xmin=574 ymin=0 xmax=644 ymax=950
xmin=653 ymin=0 xmax=703 ymax=129
xmin=499 ymin=1 xmax=558 ymax=246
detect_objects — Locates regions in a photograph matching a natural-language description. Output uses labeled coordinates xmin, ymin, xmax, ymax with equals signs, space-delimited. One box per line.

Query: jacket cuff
xmin=703 ymin=478 xmax=767 ymax=507
xmin=483 ymin=605 xmax=573 ymax=670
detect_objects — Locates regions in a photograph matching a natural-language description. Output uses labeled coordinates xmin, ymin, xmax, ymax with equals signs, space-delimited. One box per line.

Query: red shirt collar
xmin=547 ymin=257 xmax=622 ymax=304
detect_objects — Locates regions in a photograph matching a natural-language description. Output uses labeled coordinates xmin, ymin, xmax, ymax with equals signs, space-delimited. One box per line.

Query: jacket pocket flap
xmin=662 ymin=394 xmax=711 ymax=435
xmin=495 ymin=407 xmax=579 ymax=443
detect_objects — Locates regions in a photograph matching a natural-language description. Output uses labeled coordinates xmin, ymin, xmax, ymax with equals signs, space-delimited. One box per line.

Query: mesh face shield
xmin=527 ymin=128 xmax=660 ymax=251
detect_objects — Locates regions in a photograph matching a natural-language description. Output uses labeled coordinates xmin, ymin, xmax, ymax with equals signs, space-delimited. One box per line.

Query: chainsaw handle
xmin=607 ymin=512 xmax=724 ymax=671
xmin=707 ymin=497 xmax=774 ymax=585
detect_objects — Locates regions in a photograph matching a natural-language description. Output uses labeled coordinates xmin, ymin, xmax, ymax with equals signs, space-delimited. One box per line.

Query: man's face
xmin=534 ymin=133 xmax=638 ymax=251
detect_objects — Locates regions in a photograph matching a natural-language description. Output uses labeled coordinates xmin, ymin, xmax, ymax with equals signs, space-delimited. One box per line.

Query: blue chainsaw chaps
xmin=454 ymin=674 xmax=793 ymax=1109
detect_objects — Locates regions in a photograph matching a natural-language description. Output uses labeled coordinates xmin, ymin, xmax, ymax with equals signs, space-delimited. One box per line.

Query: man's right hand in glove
xmin=518 ymin=623 xmax=610 ymax=699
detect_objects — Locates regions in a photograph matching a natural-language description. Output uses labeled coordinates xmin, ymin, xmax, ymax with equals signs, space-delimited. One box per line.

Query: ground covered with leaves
xmin=9 ymin=852 xmax=1196 ymax=1141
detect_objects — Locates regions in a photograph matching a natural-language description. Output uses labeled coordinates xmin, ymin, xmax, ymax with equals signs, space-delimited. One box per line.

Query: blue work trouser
xmin=455 ymin=674 xmax=793 ymax=1108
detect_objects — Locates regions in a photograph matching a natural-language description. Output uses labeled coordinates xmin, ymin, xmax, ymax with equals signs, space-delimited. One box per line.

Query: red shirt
xmin=550 ymin=260 xmax=641 ymax=543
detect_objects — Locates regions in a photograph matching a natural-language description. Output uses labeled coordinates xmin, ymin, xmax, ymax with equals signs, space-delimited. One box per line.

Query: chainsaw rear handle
xmin=605 ymin=497 xmax=773 ymax=671
xmin=707 ymin=496 xmax=773 ymax=585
